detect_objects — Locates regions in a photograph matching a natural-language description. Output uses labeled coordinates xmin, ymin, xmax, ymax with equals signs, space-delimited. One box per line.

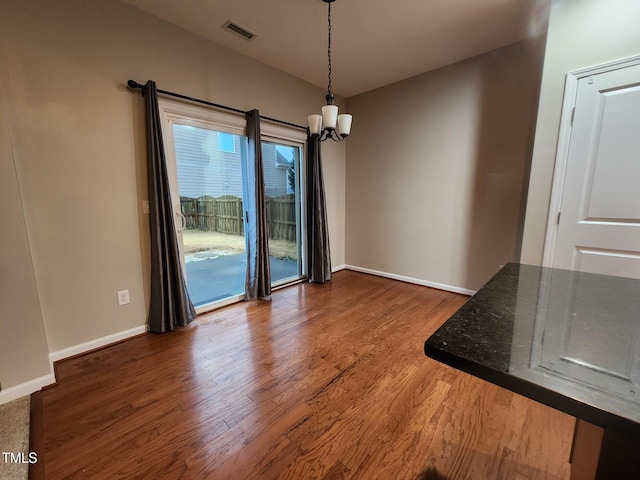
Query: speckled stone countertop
xmin=425 ymin=263 xmax=640 ymax=438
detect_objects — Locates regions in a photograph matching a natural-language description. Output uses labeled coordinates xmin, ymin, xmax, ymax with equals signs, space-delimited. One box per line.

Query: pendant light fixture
xmin=308 ymin=0 xmax=352 ymax=142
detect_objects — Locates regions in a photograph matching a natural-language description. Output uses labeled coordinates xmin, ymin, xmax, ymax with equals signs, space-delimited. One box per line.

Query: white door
xmin=550 ymin=59 xmax=640 ymax=279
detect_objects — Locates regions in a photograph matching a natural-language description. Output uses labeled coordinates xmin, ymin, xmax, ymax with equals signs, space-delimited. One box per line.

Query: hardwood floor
xmin=33 ymin=271 xmax=573 ymax=479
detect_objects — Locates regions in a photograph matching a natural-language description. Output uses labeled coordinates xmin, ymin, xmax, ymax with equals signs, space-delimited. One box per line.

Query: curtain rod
xmin=127 ymin=80 xmax=306 ymax=131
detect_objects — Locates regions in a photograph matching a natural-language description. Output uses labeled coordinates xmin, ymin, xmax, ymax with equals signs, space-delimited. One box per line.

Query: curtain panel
xmin=244 ymin=109 xmax=272 ymax=300
xmin=306 ymin=136 xmax=332 ymax=283
xmin=143 ymin=80 xmax=197 ymax=332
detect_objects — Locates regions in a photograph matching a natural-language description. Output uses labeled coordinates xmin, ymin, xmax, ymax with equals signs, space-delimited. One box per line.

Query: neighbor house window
xmin=217 ymin=131 xmax=235 ymax=153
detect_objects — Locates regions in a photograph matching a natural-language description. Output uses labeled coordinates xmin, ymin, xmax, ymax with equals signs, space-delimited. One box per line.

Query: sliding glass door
xmin=159 ymin=99 xmax=306 ymax=310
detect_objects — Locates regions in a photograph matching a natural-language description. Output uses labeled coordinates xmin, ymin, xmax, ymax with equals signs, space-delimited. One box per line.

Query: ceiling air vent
xmin=222 ymin=20 xmax=257 ymax=41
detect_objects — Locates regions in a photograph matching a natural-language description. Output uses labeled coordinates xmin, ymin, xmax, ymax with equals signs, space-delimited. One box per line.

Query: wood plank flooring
xmin=33 ymin=270 xmax=574 ymax=479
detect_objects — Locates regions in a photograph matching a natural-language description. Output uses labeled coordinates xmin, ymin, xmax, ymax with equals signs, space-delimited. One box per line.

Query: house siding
xmin=173 ymin=125 xmax=289 ymax=198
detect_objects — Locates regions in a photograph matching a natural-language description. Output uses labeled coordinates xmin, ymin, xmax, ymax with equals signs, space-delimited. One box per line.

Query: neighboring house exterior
xmin=173 ymin=125 xmax=295 ymax=199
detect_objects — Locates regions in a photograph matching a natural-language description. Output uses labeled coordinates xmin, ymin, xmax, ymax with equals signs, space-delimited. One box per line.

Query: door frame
xmin=259 ymin=120 xmax=309 ymax=286
xmin=542 ymin=53 xmax=640 ymax=268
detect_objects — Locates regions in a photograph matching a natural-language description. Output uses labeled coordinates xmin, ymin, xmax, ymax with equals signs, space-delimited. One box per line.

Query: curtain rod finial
xmin=127 ymin=79 xmax=142 ymax=89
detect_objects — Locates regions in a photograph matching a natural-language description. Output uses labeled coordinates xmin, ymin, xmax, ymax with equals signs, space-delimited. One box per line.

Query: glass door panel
xmin=171 ymin=123 xmax=248 ymax=306
xmin=261 ymin=140 xmax=304 ymax=284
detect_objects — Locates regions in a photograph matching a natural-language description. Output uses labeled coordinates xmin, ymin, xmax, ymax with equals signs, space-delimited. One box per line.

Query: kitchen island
xmin=425 ymin=263 xmax=640 ymax=479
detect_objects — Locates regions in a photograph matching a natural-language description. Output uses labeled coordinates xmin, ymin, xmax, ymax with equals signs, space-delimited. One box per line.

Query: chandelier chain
xmin=327 ymin=0 xmax=332 ymax=96
xmin=309 ymin=0 xmax=350 ymax=142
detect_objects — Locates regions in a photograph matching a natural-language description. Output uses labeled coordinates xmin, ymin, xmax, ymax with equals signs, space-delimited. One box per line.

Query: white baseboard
xmin=344 ymin=265 xmax=476 ymax=296
xmin=0 ymin=270 xmax=466 ymax=406
xmin=0 ymin=373 xmax=56 ymax=405
xmin=48 ymin=325 xmax=147 ymax=364
xmin=0 ymin=325 xmax=147 ymax=405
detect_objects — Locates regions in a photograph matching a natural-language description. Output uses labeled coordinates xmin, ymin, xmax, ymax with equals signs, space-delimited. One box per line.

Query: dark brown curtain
xmin=143 ymin=80 xmax=196 ymax=332
xmin=306 ymin=136 xmax=332 ymax=283
xmin=245 ymin=110 xmax=271 ymax=300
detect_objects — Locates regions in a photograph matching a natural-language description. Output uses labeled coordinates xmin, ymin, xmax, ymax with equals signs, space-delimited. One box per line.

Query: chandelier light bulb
xmin=321 ymin=105 xmax=338 ymax=130
xmin=308 ymin=115 xmax=323 ymax=136
xmin=337 ymin=114 xmax=352 ymax=136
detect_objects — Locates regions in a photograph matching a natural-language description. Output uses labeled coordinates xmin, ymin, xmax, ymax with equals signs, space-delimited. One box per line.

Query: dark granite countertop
xmin=425 ymin=263 xmax=640 ymax=439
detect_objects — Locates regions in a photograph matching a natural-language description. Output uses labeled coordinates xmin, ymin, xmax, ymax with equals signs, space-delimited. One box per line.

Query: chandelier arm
xmin=330 ymin=129 xmax=346 ymax=142
xmin=317 ymin=128 xmax=346 ymax=143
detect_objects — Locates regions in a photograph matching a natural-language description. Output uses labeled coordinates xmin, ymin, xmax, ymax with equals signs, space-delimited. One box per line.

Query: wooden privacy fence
xmin=180 ymin=194 xmax=297 ymax=241
xmin=181 ymin=195 xmax=244 ymax=235
xmin=266 ymin=194 xmax=297 ymax=242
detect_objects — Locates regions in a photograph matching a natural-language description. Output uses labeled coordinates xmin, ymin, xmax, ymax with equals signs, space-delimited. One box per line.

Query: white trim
xmin=344 ymin=265 xmax=476 ymax=296
xmin=194 ymin=294 xmax=245 ymax=315
xmin=48 ymin=325 xmax=146 ymax=364
xmin=1 ymin=325 xmax=146 ymax=404
xmin=568 ymin=54 xmax=640 ymax=78
xmin=261 ymin=119 xmax=307 ymax=144
xmin=158 ymin=97 xmax=246 ymax=136
xmin=0 ymin=265 xmax=468 ymax=405
xmin=542 ymin=73 xmax=578 ymax=267
xmin=542 ymin=54 xmax=640 ymax=267
xmin=0 ymin=373 xmax=55 ymax=405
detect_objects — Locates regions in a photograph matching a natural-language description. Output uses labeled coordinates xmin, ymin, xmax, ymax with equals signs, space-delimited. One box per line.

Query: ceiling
xmin=121 ymin=0 xmax=549 ymax=98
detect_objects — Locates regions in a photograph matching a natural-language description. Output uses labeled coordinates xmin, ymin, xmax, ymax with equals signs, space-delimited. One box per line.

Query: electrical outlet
xmin=117 ymin=289 xmax=130 ymax=306
xmin=142 ymin=200 xmax=150 ymax=214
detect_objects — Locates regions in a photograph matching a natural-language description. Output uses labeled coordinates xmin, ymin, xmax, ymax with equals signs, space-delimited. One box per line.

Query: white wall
xmin=0 ymin=0 xmax=346 ymax=393
xmin=521 ymin=0 xmax=640 ymax=264
xmin=345 ymin=38 xmax=546 ymax=291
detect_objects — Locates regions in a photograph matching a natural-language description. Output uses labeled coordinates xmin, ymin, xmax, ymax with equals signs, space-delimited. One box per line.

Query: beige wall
xmin=0 ymin=0 xmax=346 ymax=390
xmin=521 ymin=0 xmax=640 ymax=264
xmin=0 ymin=80 xmax=51 ymax=390
xmin=345 ymin=39 xmax=546 ymax=291
xmin=320 ymin=139 xmax=347 ymax=266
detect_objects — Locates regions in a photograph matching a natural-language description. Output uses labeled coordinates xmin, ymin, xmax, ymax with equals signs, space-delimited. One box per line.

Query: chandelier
xmin=308 ymin=0 xmax=352 ymax=142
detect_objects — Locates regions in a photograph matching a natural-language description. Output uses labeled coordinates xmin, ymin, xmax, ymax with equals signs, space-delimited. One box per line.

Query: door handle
xmin=176 ymin=211 xmax=186 ymax=232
